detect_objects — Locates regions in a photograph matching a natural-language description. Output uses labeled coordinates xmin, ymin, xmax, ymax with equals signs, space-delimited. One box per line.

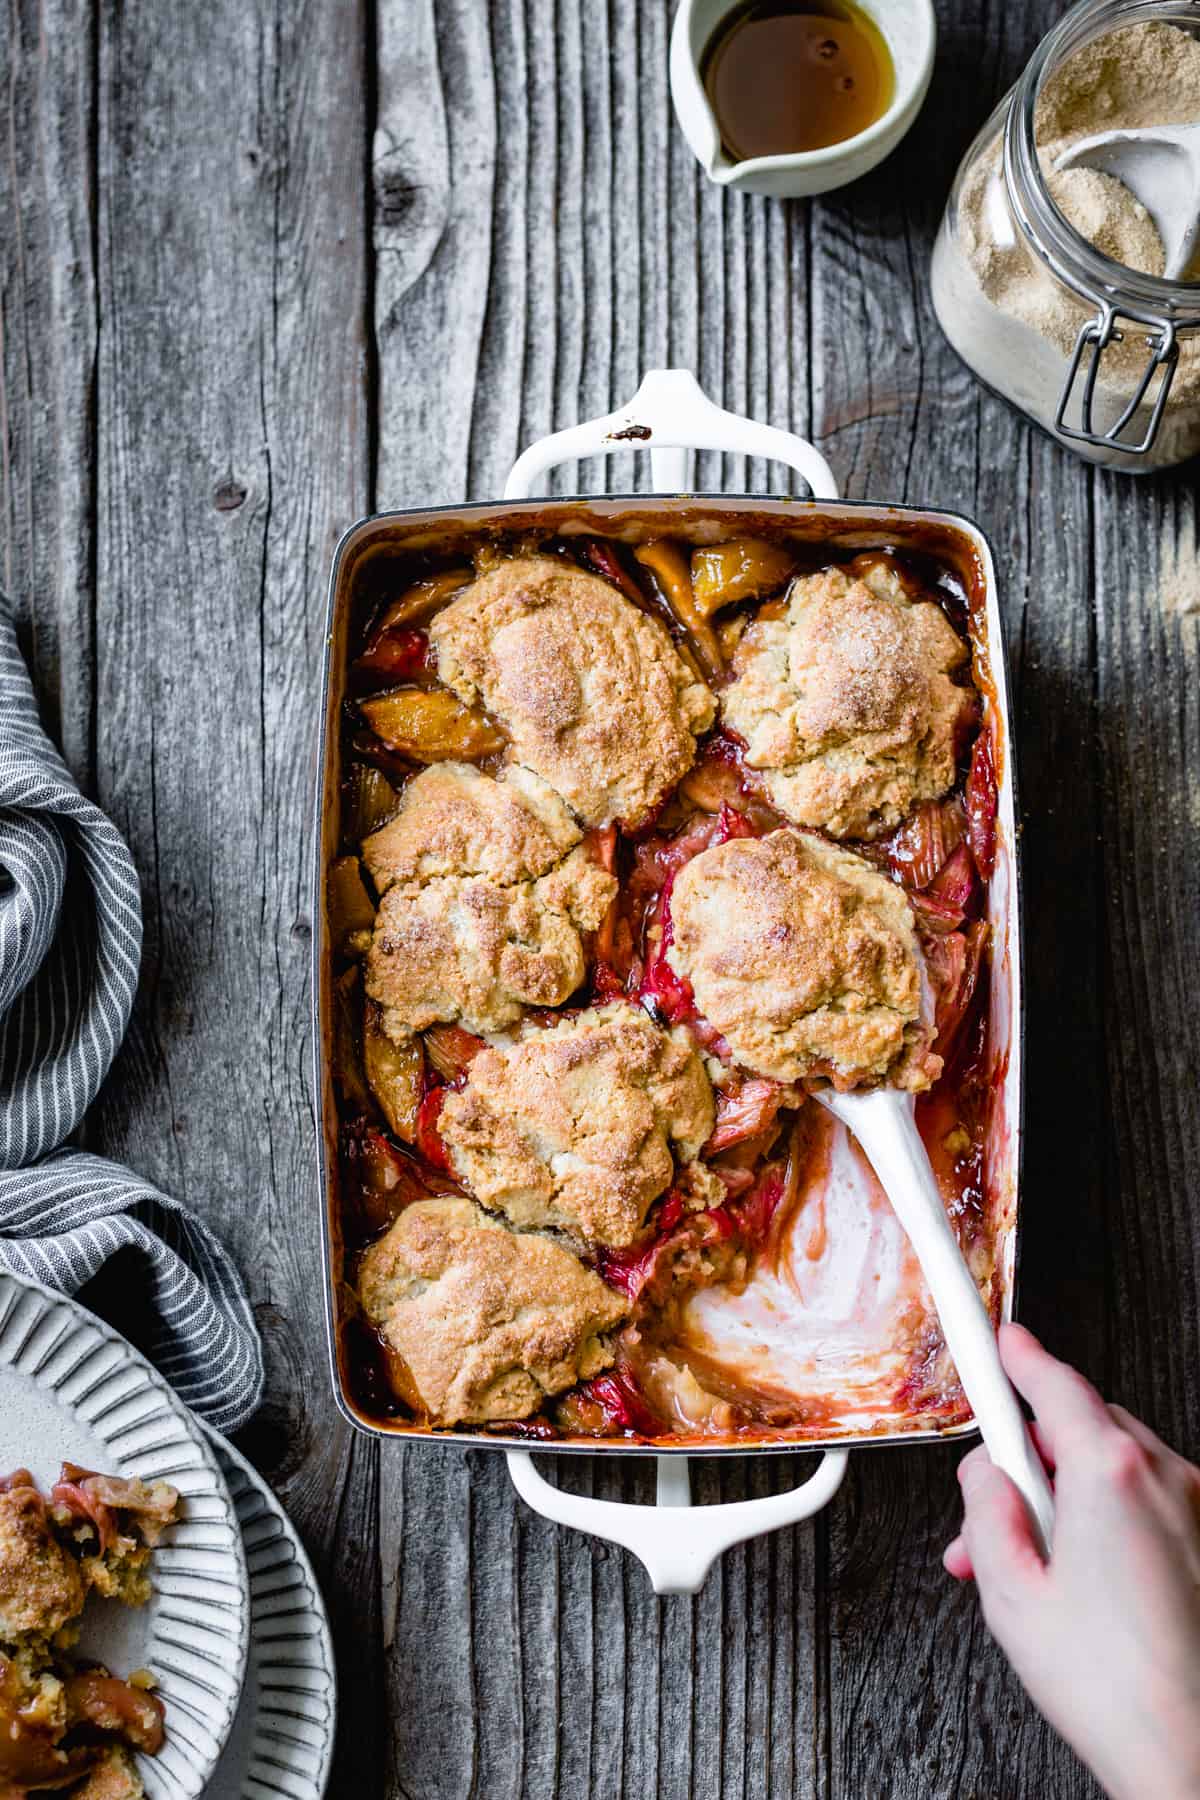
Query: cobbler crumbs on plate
xmin=329 ymin=527 xmax=1003 ymax=1442
xmin=0 ymin=1465 xmax=178 ymax=1797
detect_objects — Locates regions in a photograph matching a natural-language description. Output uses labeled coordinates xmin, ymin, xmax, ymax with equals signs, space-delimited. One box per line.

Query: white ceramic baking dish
xmin=312 ymin=371 xmax=1022 ymax=1593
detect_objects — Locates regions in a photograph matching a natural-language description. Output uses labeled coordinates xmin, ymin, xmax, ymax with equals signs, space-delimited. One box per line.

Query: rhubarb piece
xmin=350 ymin=730 xmax=420 ymax=785
xmin=590 ymin=959 xmax=627 ymax=1003
xmin=924 ymin=920 xmax=988 ymax=1065
xmin=414 ymin=1086 xmax=452 ymax=1174
xmin=422 ymin=1023 xmax=485 ymax=1085
xmin=714 ymin=801 xmax=758 ymax=843
xmin=966 ymin=727 xmax=998 ymax=880
xmin=690 ymin=537 xmax=795 ymax=614
xmin=887 ymin=796 xmax=966 ymax=891
xmin=637 ymin=877 xmax=695 ymax=1027
xmin=578 ymin=539 xmax=646 ymax=607
xmin=633 ymin=539 xmax=723 ymax=680
xmin=926 ymin=841 xmax=977 ymax=913
xmin=355 ymin=625 xmax=433 ymax=687
xmin=346 ymin=1124 xmax=433 ymax=1238
xmin=331 ymin=967 xmax=371 ymax=1114
xmin=706 ymin=1077 xmax=790 ymax=1152
xmin=559 ymin=1366 xmax=662 ymax=1438
xmin=327 ymin=855 xmax=376 ymax=958
xmin=371 ymin=566 xmax=472 ymax=631
xmin=345 ymin=761 xmax=401 ymax=842
xmin=53 ymin=1468 xmax=177 ymax=1548
xmin=359 ymin=687 xmax=505 ymax=763
xmin=587 ymin=824 xmax=621 ymax=964
xmin=363 ymin=1007 xmax=423 ymax=1141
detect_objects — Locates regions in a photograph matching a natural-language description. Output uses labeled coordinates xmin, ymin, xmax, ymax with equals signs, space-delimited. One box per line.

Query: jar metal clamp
xmin=1000 ymin=0 xmax=1200 ymax=461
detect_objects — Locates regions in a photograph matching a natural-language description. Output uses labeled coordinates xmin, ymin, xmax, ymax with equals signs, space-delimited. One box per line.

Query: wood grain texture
xmin=84 ymin=0 xmax=379 ymax=1790
xmin=4 ymin=0 xmax=1200 ymax=1793
xmin=0 ymin=0 xmax=97 ymax=778
xmin=806 ymin=7 xmax=1104 ymax=1794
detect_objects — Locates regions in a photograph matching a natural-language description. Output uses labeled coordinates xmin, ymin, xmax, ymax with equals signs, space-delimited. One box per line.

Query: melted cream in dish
xmin=676 ymin=1109 xmax=953 ymax=1430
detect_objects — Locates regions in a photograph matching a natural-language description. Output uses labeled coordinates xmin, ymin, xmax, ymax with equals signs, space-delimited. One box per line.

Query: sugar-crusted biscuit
xmin=721 ymin=559 xmax=971 ymax=840
xmin=438 ymin=1003 xmax=720 ymax=1246
xmin=357 ymin=1196 xmax=627 ymax=1425
xmin=363 ymin=763 xmax=615 ymax=1037
xmin=666 ymin=828 xmax=937 ymax=1090
xmin=429 ymin=556 xmax=715 ymax=827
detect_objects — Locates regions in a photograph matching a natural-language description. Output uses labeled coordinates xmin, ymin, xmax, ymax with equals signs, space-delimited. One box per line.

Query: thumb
xmin=958 ymin=1453 xmax=1047 ymax=1625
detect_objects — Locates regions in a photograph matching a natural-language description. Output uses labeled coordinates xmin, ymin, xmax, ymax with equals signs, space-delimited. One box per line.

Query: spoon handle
xmin=822 ymin=1089 xmax=1055 ymax=1555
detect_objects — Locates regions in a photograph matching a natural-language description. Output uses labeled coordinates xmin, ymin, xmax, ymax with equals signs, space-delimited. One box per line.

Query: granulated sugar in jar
xmin=931 ymin=3 xmax=1200 ymax=470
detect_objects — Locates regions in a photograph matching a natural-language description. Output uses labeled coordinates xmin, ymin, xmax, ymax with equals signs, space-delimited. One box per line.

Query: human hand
xmin=945 ymin=1322 xmax=1200 ymax=1800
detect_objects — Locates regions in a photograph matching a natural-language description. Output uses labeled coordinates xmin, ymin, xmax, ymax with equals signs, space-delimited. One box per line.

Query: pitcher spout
xmin=668 ymin=0 xmax=731 ymax=180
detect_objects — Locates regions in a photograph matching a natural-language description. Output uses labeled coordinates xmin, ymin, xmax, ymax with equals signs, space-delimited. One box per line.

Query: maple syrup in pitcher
xmin=702 ymin=0 xmax=894 ymax=161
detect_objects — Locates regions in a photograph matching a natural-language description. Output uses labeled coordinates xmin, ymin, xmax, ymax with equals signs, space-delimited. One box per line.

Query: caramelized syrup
xmin=702 ymin=0 xmax=894 ymax=161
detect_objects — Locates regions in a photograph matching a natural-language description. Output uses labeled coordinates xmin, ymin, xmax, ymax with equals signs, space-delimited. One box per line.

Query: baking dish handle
xmin=506 ymin=1447 xmax=849 ymax=1594
xmin=503 ymin=368 xmax=838 ymax=500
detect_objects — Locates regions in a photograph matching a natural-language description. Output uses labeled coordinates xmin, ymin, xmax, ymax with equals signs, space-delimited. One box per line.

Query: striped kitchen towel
xmin=0 ymin=596 xmax=263 ymax=1434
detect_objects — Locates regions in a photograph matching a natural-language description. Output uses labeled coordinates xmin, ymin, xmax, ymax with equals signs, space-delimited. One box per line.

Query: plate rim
xmin=0 ymin=1266 xmax=251 ymax=1796
xmin=206 ymin=1426 xmax=338 ymax=1800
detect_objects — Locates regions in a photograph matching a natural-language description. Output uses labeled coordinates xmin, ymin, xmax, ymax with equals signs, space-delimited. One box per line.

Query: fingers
xmin=1029 ymin=1420 xmax=1056 ymax=1474
xmin=1109 ymin=1405 xmax=1200 ymax=1539
xmin=1108 ymin=1404 xmax=1172 ymax=1459
xmin=943 ymin=1534 xmax=974 ymax=1580
xmin=943 ymin=1444 xmax=992 ymax=1581
xmin=999 ymin=1323 xmax=1111 ymax=1458
xmin=945 ymin=1435 xmax=1051 ymax=1588
xmin=958 ymin=1450 xmax=1047 ymax=1609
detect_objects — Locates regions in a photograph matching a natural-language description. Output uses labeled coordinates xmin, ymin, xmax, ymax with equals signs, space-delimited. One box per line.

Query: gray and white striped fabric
xmin=0 ymin=596 xmax=263 ymax=1434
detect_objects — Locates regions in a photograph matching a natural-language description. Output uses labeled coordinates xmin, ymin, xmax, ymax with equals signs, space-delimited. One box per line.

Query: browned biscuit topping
xmin=721 ymin=560 xmax=971 ymax=839
xmin=363 ymin=763 xmax=615 ymax=1037
xmin=70 ymin=1749 xmax=145 ymax=1800
xmin=357 ymin=1196 xmax=627 ymax=1425
xmin=666 ymin=829 xmax=936 ymax=1090
xmin=428 ymin=556 xmax=715 ymax=827
xmin=438 ymin=1003 xmax=721 ymax=1246
xmin=362 ymin=760 xmax=580 ymax=892
xmin=0 ymin=1484 xmax=86 ymax=1642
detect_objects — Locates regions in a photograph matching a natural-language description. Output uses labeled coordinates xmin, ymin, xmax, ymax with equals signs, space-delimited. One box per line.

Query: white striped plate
xmin=204 ymin=1433 xmax=337 ymax=1799
xmin=0 ymin=1271 xmax=249 ymax=1799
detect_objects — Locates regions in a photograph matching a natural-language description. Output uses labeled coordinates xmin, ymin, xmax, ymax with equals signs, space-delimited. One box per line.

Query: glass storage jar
xmin=930 ymin=0 xmax=1200 ymax=471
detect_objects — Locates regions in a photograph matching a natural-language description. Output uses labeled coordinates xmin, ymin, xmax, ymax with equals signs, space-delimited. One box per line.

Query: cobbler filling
xmin=0 ymin=1465 xmax=177 ymax=1796
xmin=330 ymin=527 xmax=1003 ymax=1441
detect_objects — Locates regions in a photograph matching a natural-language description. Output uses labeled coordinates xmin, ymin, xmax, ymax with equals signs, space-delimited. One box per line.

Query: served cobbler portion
xmin=331 ymin=527 xmax=1000 ymax=1441
xmin=0 ymin=1465 xmax=178 ymax=1797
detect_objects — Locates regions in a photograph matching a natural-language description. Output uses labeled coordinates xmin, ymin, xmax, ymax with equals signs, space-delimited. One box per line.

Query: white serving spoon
xmin=1054 ymin=124 xmax=1200 ymax=281
xmin=816 ymin=1083 xmax=1055 ymax=1555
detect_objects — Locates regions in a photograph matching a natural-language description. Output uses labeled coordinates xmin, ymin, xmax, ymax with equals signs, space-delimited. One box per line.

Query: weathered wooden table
xmin=4 ymin=1 xmax=1198 ymax=1793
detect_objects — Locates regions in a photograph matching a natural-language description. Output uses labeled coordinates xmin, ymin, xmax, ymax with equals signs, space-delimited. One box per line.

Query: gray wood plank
xmin=0 ymin=0 xmax=97 ymax=780
xmin=6 ymin=0 xmax=1199 ymax=1794
xmin=371 ymin=4 xmax=824 ymax=1796
xmin=84 ymin=0 xmax=377 ymax=1790
xmin=809 ymin=3 xmax=1193 ymax=1794
xmin=1093 ymin=468 xmax=1200 ymax=1443
xmin=810 ymin=0 xmax=1102 ymax=1784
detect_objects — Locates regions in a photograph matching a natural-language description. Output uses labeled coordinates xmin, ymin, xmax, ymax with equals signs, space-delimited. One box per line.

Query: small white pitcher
xmin=670 ymin=0 xmax=937 ymax=198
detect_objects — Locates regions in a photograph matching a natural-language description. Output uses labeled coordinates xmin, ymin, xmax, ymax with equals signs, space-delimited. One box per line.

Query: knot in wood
xmin=213 ymin=479 xmax=248 ymax=512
